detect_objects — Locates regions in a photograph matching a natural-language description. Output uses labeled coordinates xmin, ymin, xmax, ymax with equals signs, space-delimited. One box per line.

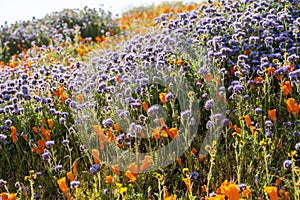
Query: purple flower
xmin=295 ymin=142 xmax=300 ymax=151
xmin=254 ymin=108 xmax=262 ymax=115
xmin=204 ymin=99 xmax=214 ymax=110
xmin=102 ymin=118 xmax=114 ymax=128
xmin=238 ymin=183 xmax=247 ymax=192
xmin=189 ymin=171 xmax=199 ymax=182
xmin=42 ymin=151 xmax=51 ymax=160
xmin=62 ymin=139 xmax=69 ymax=146
xmin=70 ymin=180 xmax=81 ymax=189
xmin=283 ymin=159 xmax=292 ymax=170
xmin=90 ymin=164 xmax=101 ymax=174
xmin=180 ymin=110 xmax=191 ymax=120
xmin=46 ymin=140 xmax=55 ymax=148
xmin=54 ymin=165 xmax=63 ymax=173
xmin=266 ymin=130 xmax=272 ymax=138
xmin=33 ymin=193 xmax=40 ymax=200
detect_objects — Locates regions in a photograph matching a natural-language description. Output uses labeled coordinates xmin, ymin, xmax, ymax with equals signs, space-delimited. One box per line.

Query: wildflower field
xmin=0 ymin=0 xmax=300 ymax=199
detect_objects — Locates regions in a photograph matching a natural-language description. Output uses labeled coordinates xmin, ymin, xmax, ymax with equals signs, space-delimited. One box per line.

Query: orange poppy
xmin=93 ymin=125 xmax=107 ymax=150
xmin=76 ymin=94 xmax=83 ymax=102
xmin=67 ymin=172 xmax=75 ymax=181
xmin=205 ymin=73 xmax=213 ymax=82
xmin=116 ymin=76 xmax=121 ymax=83
xmin=152 ymin=127 xmax=161 ymax=140
xmin=254 ymin=77 xmax=264 ymax=83
xmin=92 ymin=149 xmax=100 ymax=164
xmin=73 ymin=161 xmax=78 ymax=175
xmin=243 ymin=115 xmax=251 ymax=127
xmin=33 ymin=139 xmax=46 ymax=154
xmin=281 ymin=81 xmax=293 ymax=96
xmin=57 ymin=177 xmax=68 ymax=193
xmin=125 ymin=171 xmax=137 ymax=183
xmin=275 ymin=178 xmax=283 ymax=186
xmin=105 ymin=175 xmax=114 ymax=184
xmin=128 ymin=163 xmax=138 ymax=176
xmin=264 ymin=186 xmax=278 ymax=200
xmin=107 ymin=130 xmax=114 ymax=143
xmin=177 ymin=158 xmax=182 ymax=166
xmin=224 ymin=184 xmax=240 ymax=200
xmin=112 ymin=165 xmax=120 ymax=175
xmin=11 ymin=126 xmax=17 ymax=143
xmin=168 ymin=128 xmax=178 ymax=139
xmin=113 ymin=124 xmax=120 ymax=132
xmin=140 ymin=156 xmax=153 ymax=172
xmin=182 ymin=177 xmax=192 ymax=192
xmin=1 ymin=192 xmax=6 ymax=200
xmin=242 ymin=188 xmax=252 ymax=198
xmin=32 ymin=126 xmax=39 ymax=133
xmin=48 ymin=119 xmax=54 ymax=128
xmin=142 ymin=101 xmax=149 ymax=111
xmin=233 ymin=125 xmax=241 ymax=133
xmin=285 ymin=98 xmax=299 ymax=114
xmin=279 ymin=189 xmax=289 ymax=200
xmin=190 ymin=147 xmax=197 ymax=155
xmin=268 ymin=109 xmax=277 ymax=121
xmin=159 ymin=93 xmax=167 ymax=104
xmin=8 ymin=193 xmax=17 ymax=200
xmin=266 ymin=67 xmax=275 ymax=76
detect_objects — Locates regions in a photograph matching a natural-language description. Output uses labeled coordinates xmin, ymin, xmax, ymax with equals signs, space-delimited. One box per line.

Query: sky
xmin=0 ymin=0 xmax=195 ymax=27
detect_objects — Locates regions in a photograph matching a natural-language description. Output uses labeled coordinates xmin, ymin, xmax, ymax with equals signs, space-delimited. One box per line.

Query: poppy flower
xmin=125 ymin=171 xmax=137 ymax=182
xmin=224 ymin=184 xmax=240 ymax=200
xmin=127 ymin=163 xmax=138 ymax=176
xmin=254 ymin=77 xmax=264 ymax=83
xmin=93 ymin=125 xmax=107 ymax=150
xmin=33 ymin=139 xmax=46 ymax=154
xmin=205 ymin=73 xmax=213 ymax=82
xmin=163 ymin=186 xmax=169 ymax=198
xmin=278 ymin=189 xmax=289 ymax=200
xmin=152 ymin=127 xmax=161 ymax=140
xmin=142 ymin=101 xmax=149 ymax=111
xmin=92 ymin=149 xmax=100 ymax=164
xmin=233 ymin=125 xmax=241 ymax=133
xmin=67 ymin=172 xmax=75 ymax=181
xmin=73 ymin=161 xmax=78 ymax=174
xmin=281 ymin=81 xmax=293 ymax=96
xmin=243 ymin=115 xmax=251 ymax=127
xmin=190 ymin=147 xmax=197 ymax=155
xmin=168 ymin=128 xmax=178 ymax=139
xmin=264 ymin=186 xmax=278 ymax=200
xmin=105 ymin=175 xmax=114 ymax=184
xmin=32 ymin=126 xmax=39 ymax=133
xmin=268 ymin=109 xmax=277 ymax=121
xmin=182 ymin=177 xmax=192 ymax=192
xmin=140 ymin=156 xmax=153 ymax=172
xmin=113 ymin=124 xmax=120 ymax=132
xmin=177 ymin=158 xmax=182 ymax=166
xmin=48 ymin=119 xmax=53 ymax=128
xmin=285 ymin=98 xmax=299 ymax=114
xmin=57 ymin=177 xmax=68 ymax=193
xmin=159 ymin=92 xmax=167 ymax=104
xmin=11 ymin=126 xmax=17 ymax=143
xmin=112 ymin=165 xmax=120 ymax=175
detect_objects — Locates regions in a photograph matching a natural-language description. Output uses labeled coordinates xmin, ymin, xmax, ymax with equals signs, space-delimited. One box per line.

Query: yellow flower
xmin=182 ymin=168 xmax=189 ymax=175
xmin=120 ymin=187 xmax=128 ymax=196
